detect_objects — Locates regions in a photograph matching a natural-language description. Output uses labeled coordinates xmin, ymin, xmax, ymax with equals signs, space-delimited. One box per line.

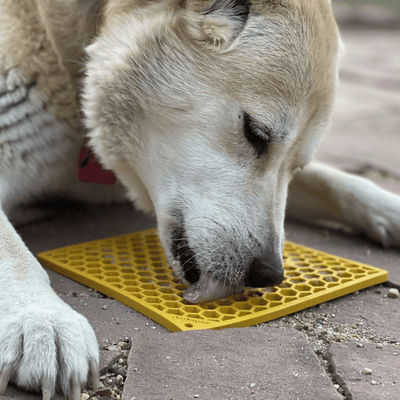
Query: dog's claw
xmin=41 ymin=377 xmax=53 ymax=400
xmin=90 ymin=360 xmax=100 ymax=392
xmin=0 ymin=366 xmax=12 ymax=394
xmin=71 ymin=374 xmax=81 ymax=400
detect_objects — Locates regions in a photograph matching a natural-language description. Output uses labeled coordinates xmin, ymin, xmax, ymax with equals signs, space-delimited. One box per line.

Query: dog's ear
xmin=183 ymin=0 xmax=251 ymax=52
xmin=36 ymin=0 xmax=103 ymax=80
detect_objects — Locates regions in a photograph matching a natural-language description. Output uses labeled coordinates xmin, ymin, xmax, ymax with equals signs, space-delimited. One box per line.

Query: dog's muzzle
xmin=169 ymin=226 xmax=284 ymax=303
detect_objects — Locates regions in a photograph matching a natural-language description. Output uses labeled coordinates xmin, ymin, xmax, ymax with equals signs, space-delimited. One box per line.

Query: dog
xmin=1 ymin=0 xmax=399 ymax=398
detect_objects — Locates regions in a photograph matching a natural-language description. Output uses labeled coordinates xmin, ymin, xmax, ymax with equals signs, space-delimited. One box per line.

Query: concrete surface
xmin=1 ymin=16 xmax=400 ymax=400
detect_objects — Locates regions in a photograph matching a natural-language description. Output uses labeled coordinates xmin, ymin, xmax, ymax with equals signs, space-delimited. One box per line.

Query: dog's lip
xmin=183 ymin=272 xmax=244 ymax=304
xmin=169 ymin=225 xmax=200 ymax=284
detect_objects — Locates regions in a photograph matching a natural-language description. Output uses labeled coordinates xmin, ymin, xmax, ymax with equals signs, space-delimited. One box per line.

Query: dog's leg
xmin=0 ymin=206 xmax=99 ymax=399
xmin=286 ymin=162 xmax=400 ymax=248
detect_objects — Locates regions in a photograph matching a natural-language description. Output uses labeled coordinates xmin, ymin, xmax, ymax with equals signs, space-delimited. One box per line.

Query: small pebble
xmin=102 ymin=305 xmax=108 ymax=310
xmin=362 ymin=368 xmax=372 ymax=375
xmin=334 ymin=384 xmax=340 ymax=390
xmin=96 ymin=387 xmax=113 ymax=396
xmin=194 ymin=395 xmax=199 ymax=398
xmin=371 ymin=380 xmax=378 ymax=385
xmin=115 ymin=375 xmax=124 ymax=385
xmin=387 ymin=288 xmax=399 ymax=298
xmin=80 ymin=394 xmax=90 ymax=400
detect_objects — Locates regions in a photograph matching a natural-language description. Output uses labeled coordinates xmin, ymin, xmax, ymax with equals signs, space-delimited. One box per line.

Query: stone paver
xmin=330 ymin=342 xmax=400 ymax=399
xmin=123 ymin=327 xmax=341 ymax=400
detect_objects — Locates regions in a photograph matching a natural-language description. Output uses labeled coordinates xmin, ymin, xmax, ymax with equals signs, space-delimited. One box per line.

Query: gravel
xmin=81 ymin=338 xmax=131 ymax=400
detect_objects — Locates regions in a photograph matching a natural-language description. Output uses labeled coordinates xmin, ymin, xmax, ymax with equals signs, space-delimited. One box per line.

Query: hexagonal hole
xmin=265 ymin=293 xmax=283 ymax=301
xmin=161 ymin=294 xmax=178 ymax=301
xmin=331 ymin=266 xmax=346 ymax=271
xmin=143 ymin=290 xmax=159 ymax=296
xmin=268 ymin=301 xmax=282 ymax=308
xmin=290 ymin=278 xmax=306 ymax=284
xmin=122 ymin=279 xmax=138 ymax=286
xmin=283 ymin=296 xmax=297 ymax=303
xmin=220 ymin=315 xmax=235 ymax=321
xmin=53 ymin=253 xmax=69 ymax=259
xmin=323 ymin=276 xmax=339 ymax=283
xmin=104 ymin=272 xmax=120 ymax=278
xmin=69 ymin=261 xmax=85 ymax=267
xmin=253 ymin=306 xmax=266 ymax=312
xmin=138 ymin=271 xmax=152 ymax=277
xmin=285 ymin=272 xmax=301 ymax=278
xmin=319 ymin=269 xmax=333 ymax=275
xmin=313 ymin=265 xmax=329 ymax=272
xmin=125 ymin=287 xmax=142 ymax=293
xmin=249 ymin=297 xmax=268 ymax=306
xmin=118 ymin=257 xmax=131 ymax=262
xmin=86 ymin=263 xmax=101 ymax=268
xmin=279 ymin=289 xmax=297 ymax=297
xmin=86 ymin=268 xmax=102 ymax=275
xmin=312 ymin=287 xmax=325 ymax=293
xmin=344 ymin=263 xmax=359 ymax=268
xmin=303 ymin=274 xmax=319 ymax=279
xmin=278 ymin=282 xmax=292 ymax=288
xmin=184 ymin=306 xmax=201 ymax=313
xmin=69 ymin=255 xmax=84 ymax=261
xmin=146 ymin=297 xmax=162 ymax=304
xmin=293 ymin=284 xmax=311 ymax=292
xmin=202 ymin=310 xmax=221 ymax=318
xmin=218 ymin=306 xmax=236 ymax=315
xmin=139 ymin=278 xmax=155 ymax=284
xmin=326 ymin=282 xmax=340 ymax=288
xmin=297 ymin=263 xmax=311 ymax=268
xmin=235 ymin=302 xmax=252 ymax=311
xmin=159 ymin=288 xmax=175 ymax=295
xmin=152 ymin=304 xmax=165 ymax=311
xmin=298 ymin=292 xmax=311 ymax=298
xmin=165 ymin=301 xmax=182 ymax=309
xmin=336 ymin=272 xmax=353 ymax=278
xmin=350 ymin=269 xmax=365 ymax=274
xmin=105 ymin=277 xmax=121 ymax=283
xmin=142 ymin=284 xmax=157 ymax=290
xmin=237 ymin=311 xmax=252 ymax=317
xmin=309 ymin=279 xmax=326 ymax=287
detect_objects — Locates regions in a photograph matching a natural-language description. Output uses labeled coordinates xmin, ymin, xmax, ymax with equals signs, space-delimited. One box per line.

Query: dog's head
xmin=82 ymin=0 xmax=341 ymax=302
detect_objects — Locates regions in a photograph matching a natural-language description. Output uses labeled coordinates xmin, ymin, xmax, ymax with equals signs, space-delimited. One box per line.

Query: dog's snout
xmin=244 ymin=256 xmax=284 ymax=288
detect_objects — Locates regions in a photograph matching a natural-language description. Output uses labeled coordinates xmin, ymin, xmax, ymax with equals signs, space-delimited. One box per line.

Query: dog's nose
xmin=244 ymin=256 xmax=284 ymax=288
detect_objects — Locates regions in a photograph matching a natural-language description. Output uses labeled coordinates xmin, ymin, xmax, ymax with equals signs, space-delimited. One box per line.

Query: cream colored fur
xmin=0 ymin=0 xmax=399 ymax=398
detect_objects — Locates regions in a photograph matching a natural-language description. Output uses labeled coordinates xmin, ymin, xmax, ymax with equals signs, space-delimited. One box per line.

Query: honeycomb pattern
xmin=38 ymin=229 xmax=388 ymax=332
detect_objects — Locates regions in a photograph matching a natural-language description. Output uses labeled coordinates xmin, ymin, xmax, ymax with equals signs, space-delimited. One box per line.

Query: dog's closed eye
xmin=243 ymin=112 xmax=271 ymax=158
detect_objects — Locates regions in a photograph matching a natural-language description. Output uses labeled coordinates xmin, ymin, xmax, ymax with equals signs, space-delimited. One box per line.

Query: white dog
xmin=1 ymin=0 xmax=399 ymax=398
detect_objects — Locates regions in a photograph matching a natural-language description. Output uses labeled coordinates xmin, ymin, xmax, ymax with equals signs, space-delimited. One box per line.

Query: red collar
xmin=78 ymin=141 xmax=116 ymax=185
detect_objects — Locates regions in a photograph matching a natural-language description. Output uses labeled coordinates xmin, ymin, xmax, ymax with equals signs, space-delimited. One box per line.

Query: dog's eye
xmin=243 ymin=113 xmax=271 ymax=158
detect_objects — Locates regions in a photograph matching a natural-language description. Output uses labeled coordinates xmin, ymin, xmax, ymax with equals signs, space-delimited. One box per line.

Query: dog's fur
xmin=1 ymin=0 xmax=400 ymax=397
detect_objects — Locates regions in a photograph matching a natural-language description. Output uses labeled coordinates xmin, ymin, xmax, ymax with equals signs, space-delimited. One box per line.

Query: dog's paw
xmin=0 ymin=293 xmax=99 ymax=399
xmin=361 ymin=186 xmax=400 ymax=248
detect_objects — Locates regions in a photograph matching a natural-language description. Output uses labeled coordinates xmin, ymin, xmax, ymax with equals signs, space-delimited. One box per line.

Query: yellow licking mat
xmin=38 ymin=229 xmax=388 ymax=332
